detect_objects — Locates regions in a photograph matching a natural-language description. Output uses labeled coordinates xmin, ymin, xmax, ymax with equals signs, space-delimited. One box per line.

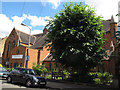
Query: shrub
xmin=32 ymin=63 xmax=48 ymax=77
xmin=3 ymin=66 xmax=14 ymax=72
xmin=89 ymin=72 xmax=113 ymax=85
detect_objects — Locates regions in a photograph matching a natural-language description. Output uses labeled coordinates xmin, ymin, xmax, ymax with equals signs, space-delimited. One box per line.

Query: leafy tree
xmin=46 ymin=2 xmax=105 ymax=81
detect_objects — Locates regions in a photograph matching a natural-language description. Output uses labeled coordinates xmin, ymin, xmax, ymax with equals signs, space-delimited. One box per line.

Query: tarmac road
xmin=0 ymin=78 xmax=115 ymax=90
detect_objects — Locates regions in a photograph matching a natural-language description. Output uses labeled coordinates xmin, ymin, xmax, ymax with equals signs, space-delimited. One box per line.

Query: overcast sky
xmin=0 ymin=0 xmax=119 ymax=38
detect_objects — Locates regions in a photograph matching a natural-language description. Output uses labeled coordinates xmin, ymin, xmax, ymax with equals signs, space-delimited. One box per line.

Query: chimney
xmin=43 ymin=28 xmax=48 ymax=35
xmin=111 ymin=15 xmax=115 ymax=23
xmin=110 ymin=15 xmax=118 ymax=47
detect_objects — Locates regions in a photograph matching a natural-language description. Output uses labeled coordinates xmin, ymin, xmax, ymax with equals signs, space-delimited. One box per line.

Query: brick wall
xmin=39 ymin=44 xmax=50 ymax=64
xmin=26 ymin=48 xmax=38 ymax=69
xmin=2 ymin=29 xmax=19 ymax=66
xmin=9 ymin=45 xmax=26 ymax=68
xmin=102 ymin=22 xmax=118 ymax=75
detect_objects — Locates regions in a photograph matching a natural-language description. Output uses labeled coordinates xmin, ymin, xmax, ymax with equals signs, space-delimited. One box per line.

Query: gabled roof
xmin=14 ymin=28 xmax=36 ymax=45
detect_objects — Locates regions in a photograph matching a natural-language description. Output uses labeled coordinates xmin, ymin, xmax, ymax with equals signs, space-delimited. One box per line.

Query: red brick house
xmin=96 ymin=15 xmax=119 ymax=75
xmin=2 ymin=27 xmax=52 ymax=69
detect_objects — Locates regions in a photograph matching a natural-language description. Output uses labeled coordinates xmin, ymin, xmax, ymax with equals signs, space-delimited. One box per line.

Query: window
xmin=20 ymin=63 xmax=22 ymax=67
xmin=11 ymin=33 xmax=14 ymax=40
xmin=12 ymin=68 xmax=20 ymax=72
xmin=6 ymin=42 xmax=10 ymax=57
xmin=10 ymin=63 xmax=12 ymax=68
xmin=27 ymin=69 xmax=35 ymax=75
xmin=16 ymin=49 xmax=19 ymax=54
xmin=0 ymin=67 xmax=7 ymax=72
xmin=20 ymin=69 xmax=26 ymax=73
xmin=13 ymin=40 xmax=15 ymax=48
xmin=49 ymin=62 xmax=51 ymax=70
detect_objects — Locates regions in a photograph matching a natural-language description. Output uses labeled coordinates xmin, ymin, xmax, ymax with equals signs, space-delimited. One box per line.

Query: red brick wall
xmin=104 ymin=32 xmax=111 ymax=50
xmin=43 ymin=61 xmax=57 ymax=71
xmin=2 ymin=29 xmax=19 ymax=66
xmin=26 ymin=48 xmax=38 ymax=69
xmin=102 ymin=22 xmax=118 ymax=75
xmin=9 ymin=45 xmax=26 ymax=68
xmin=39 ymin=44 xmax=50 ymax=64
xmin=9 ymin=46 xmax=38 ymax=69
xmin=2 ymin=28 xmax=39 ymax=69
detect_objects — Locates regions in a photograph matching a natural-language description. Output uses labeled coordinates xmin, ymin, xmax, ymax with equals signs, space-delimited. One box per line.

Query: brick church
xmin=2 ymin=27 xmax=55 ymax=69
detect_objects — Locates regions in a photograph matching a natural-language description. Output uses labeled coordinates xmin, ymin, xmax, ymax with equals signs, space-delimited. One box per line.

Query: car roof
xmin=14 ymin=67 xmax=33 ymax=70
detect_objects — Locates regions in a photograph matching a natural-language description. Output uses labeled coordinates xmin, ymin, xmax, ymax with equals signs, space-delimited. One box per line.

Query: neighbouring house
xmin=95 ymin=15 xmax=120 ymax=76
xmin=0 ymin=37 xmax=7 ymax=64
xmin=2 ymin=27 xmax=55 ymax=69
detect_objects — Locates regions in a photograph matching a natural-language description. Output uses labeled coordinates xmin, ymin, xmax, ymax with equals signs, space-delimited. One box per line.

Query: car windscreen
xmin=0 ymin=67 xmax=7 ymax=72
xmin=12 ymin=68 xmax=20 ymax=72
xmin=27 ymin=69 xmax=36 ymax=75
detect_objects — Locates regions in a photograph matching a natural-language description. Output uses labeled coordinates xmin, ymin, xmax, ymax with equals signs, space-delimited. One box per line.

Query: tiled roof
xmin=13 ymin=27 xmax=48 ymax=48
xmin=31 ymin=28 xmax=49 ymax=49
xmin=33 ymin=33 xmax=43 ymax=39
xmin=102 ymin=19 xmax=111 ymax=32
xmin=31 ymin=33 xmax=48 ymax=49
xmin=15 ymin=28 xmax=36 ymax=45
xmin=102 ymin=15 xmax=117 ymax=32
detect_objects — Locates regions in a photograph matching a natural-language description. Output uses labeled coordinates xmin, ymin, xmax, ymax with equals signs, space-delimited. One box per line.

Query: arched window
xmin=13 ymin=40 xmax=15 ymax=48
xmin=7 ymin=42 xmax=10 ymax=57
xmin=11 ymin=33 xmax=14 ymax=40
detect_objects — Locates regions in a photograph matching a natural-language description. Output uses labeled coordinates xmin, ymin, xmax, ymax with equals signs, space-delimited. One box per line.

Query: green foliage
xmin=89 ymin=72 xmax=113 ymax=85
xmin=32 ymin=63 xmax=48 ymax=76
xmin=3 ymin=66 xmax=14 ymax=71
xmin=46 ymin=2 xmax=106 ymax=80
xmin=63 ymin=69 xmax=70 ymax=76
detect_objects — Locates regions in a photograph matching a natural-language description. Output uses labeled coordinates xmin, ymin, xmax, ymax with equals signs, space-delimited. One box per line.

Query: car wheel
xmin=7 ymin=76 xmax=12 ymax=83
xmin=26 ymin=79 xmax=32 ymax=87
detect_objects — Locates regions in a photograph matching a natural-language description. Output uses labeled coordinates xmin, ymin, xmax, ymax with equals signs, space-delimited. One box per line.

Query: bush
xmin=3 ymin=66 xmax=14 ymax=72
xmin=89 ymin=72 xmax=113 ymax=85
xmin=32 ymin=63 xmax=48 ymax=77
xmin=63 ymin=69 xmax=70 ymax=78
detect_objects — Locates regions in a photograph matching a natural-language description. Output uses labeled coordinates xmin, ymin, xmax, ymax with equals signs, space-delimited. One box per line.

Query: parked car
xmin=7 ymin=67 xmax=46 ymax=87
xmin=0 ymin=67 xmax=9 ymax=79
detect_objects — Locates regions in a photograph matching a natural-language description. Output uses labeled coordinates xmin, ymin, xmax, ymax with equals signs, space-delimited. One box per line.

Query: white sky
xmin=0 ymin=0 xmax=120 ymax=38
xmin=85 ymin=0 xmax=119 ymax=21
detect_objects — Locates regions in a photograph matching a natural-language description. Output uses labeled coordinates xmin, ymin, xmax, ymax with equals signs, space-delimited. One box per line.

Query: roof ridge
xmin=15 ymin=28 xmax=36 ymax=38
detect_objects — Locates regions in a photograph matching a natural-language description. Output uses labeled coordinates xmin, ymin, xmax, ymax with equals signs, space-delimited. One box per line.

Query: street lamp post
xmin=21 ymin=23 xmax=31 ymax=68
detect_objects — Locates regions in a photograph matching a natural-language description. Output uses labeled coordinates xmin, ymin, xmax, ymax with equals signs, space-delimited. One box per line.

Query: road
xmin=0 ymin=78 xmax=115 ymax=90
